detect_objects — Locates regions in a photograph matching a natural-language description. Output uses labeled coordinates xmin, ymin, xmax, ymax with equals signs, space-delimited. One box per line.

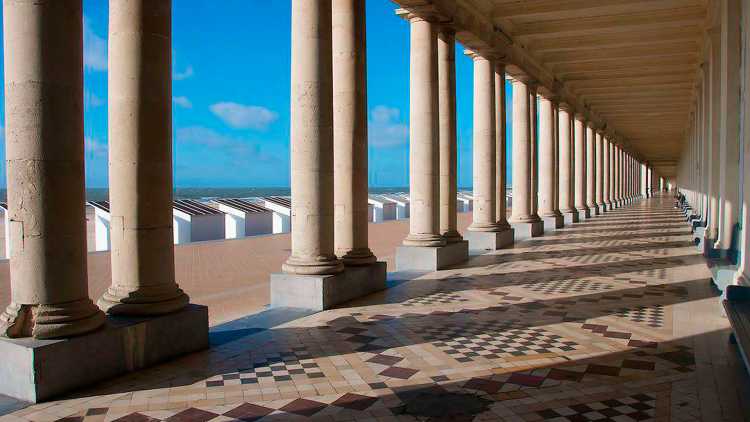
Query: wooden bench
xmin=723 ymin=285 xmax=750 ymax=374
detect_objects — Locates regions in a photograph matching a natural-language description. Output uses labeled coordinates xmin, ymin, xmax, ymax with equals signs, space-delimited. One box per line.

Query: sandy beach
xmin=0 ymin=210 xmax=480 ymax=326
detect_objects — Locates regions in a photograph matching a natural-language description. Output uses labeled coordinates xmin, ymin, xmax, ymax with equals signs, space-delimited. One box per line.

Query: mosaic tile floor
xmin=2 ymin=196 xmax=749 ymax=421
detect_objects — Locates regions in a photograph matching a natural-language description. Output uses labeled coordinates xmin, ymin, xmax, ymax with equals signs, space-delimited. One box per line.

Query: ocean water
xmin=0 ymin=187 xmax=506 ymax=202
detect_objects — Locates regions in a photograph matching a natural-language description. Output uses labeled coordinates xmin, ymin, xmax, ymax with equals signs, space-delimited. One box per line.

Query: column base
xmin=588 ymin=204 xmax=600 ymax=215
xmin=464 ymin=229 xmax=514 ymax=251
xmin=561 ymin=211 xmax=579 ymax=225
xmin=0 ymin=304 xmax=208 ymax=403
xmin=511 ymin=221 xmax=544 ymax=240
xmin=395 ymin=241 xmax=469 ymax=272
xmin=542 ymin=215 xmax=564 ymax=231
xmin=597 ymin=203 xmax=607 ymax=213
xmin=577 ymin=208 xmax=591 ymax=220
xmin=271 ymin=262 xmax=387 ymax=311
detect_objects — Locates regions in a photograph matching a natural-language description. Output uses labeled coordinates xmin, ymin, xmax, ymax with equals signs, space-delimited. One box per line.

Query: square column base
xmin=395 ymin=241 xmax=469 ymax=272
xmin=0 ymin=304 xmax=209 ymax=403
xmin=271 ymin=262 xmax=387 ymax=311
xmin=542 ymin=215 xmax=564 ymax=231
xmin=597 ymin=203 xmax=607 ymax=213
xmin=589 ymin=205 xmax=600 ymax=215
xmin=577 ymin=208 xmax=591 ymax=220
xmin=511 ymin=221 xmax=544 ymax=240
xmin=464 ymin=229 xmax=514 ymax=251
xmin=561 ymin=211 xmax=579 ymax=225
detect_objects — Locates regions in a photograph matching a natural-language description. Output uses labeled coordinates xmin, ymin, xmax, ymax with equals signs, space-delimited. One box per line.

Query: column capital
xmin=395 ymin=6 xmax=444 ymax=23
xmin=558 ymin=101 xmax=574 ymax=112
xmin=464 ymin=49 xmax=495 ymax=62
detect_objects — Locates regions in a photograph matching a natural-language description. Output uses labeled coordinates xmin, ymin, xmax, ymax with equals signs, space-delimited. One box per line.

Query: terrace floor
xmin=2 ymin=196 xmax=749 ymax=421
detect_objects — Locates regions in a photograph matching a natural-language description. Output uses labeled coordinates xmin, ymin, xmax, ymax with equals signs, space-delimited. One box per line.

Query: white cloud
xmin=83 ymin=17 xmax=107 ymax=72
xmin=369 ymin=105 xmax=408 ymax=148
xmin=173 ymin=65 xmax=194 ymax=81
xmin=85 ymin=137 xmax=107 ymax=158
xmin=173 ymin=96 xmax=192 ymax=108
xmin=175 ymin=126 xmax=279 ymax=164
xmin=210 ymin=102 xmax=278 ymax=130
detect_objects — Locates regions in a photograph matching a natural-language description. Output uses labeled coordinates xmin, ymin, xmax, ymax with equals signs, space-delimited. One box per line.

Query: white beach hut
xmin=88 ymin=201 xmax=112 ymax=252
xmin=212 ymin=198 xmax=273 ymax=238
xmin=262 ymin=197 xmax=292 ymax=234
xmin=381 ymin=194 xmax=410 ymax=219
xmin=456 ymin=193 xmax=473 ymax=212
xmin=0 ymin=203 xmax=9 ymax=258
xmin=173 ymin=199 xmax=226 ymax=245
xmin=368 ymin=195 xmax=397 ymax=222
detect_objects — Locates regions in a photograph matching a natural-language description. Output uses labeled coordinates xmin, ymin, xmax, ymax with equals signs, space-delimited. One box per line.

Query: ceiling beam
xmin=512 ymin=6 xmax=706 ymax=38
xmin=530 ymin=25 xmax=703 ymax=53
xmin=541 ymin=41 xmax=699 ymax=64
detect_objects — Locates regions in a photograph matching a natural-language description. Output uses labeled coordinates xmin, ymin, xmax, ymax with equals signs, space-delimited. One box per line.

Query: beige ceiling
xmin=393 ymin=0 xmax=710 ymax=177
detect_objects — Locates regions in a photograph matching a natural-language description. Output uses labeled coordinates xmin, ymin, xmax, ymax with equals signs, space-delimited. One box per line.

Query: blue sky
xmin=0 ymin=0 xmax=514 ymax=189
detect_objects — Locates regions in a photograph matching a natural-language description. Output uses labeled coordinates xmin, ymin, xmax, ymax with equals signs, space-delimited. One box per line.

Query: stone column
xmin=98 ymin=0 xmax=189 ymax=315
xmin=0 ymin=0 xmax=104 ymax=338
xmin=612 ymin=144 xmax=622 ymax=207
xmin=609 ymin=142 xmax=617 ymax=207
xmin=552 ymin=104 xmax=563 ymax=220
xmin=558 ymin=103 xmax=577 ymax=223
xmin=573 ymin=114 xmax=590 ymax=218
xmin=603 ymin=138 xmax=611 ymax=209
xmin=437 ymin=29 xmax=462 ymax=243
xmin=467 ymin=52 xmax=499 ymax=232
xmin=283 ymin=0 xmax=343 ymax=275
xmin=529 ymin=87 xmax=539 ymax=219
xmin=707 ymin=31 xmax=721 ymax=242
xmin=464 ymin=52 xmax=513 ymax=250
xmin=495 ymin=64 xmax=512 ymax=231
xmin=332 ymin=0 xmax=376 ymax=265
xmin=716 ymin=0 xmax=741 ymax=255
xmin=595 ymin=131 xmax=605 ymax=211
xmin=538 ymin=96 xmax=562 ymax=229
xmin=586 ymin=123 xmax=598 ymax=214
xmin=509 ymin=79 xmax=543 ymax=238
xmin=402 ymin=13 xmax=445 ymax=248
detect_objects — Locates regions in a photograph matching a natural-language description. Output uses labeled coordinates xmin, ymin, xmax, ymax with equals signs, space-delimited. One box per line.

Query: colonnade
xmin=0 ymin=0 xmax=655 ymax=340
xmin=677 ymin=0 xmax=749 ymax=286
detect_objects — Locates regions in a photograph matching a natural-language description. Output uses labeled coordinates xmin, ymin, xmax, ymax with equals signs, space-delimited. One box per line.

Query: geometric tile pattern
xmin=535 ymin=393 xmax=656 ymax=421
xmin=6 ymin=198 xmax=746 ymax=422
xmin=523 ymin=278 xmax=614 ymax=294
xmin=421 ymin=320 xmax=582 ymax=363
xmin=402 ymin=291 xmax=469 ymax=306
xmin=613 ymin=304 xmax=665 ymax=327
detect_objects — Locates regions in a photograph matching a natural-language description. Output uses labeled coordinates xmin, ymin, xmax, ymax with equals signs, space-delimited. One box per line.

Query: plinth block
xmin=561 ymin=211 xmax=579 ymax=225
xmin=464 ymin=229 xmax=514 ymax=251
xmin=271 ymin=262 xmax=387 ymax=311
xmin=542 ymin=215 xmax=564 ymax=231
xmin=577 ymin=208 xmax=591 ymax=220
xmin=0 ymin=304 xmax=209 ymax=403
xmin=395 ymin=241 xmax=469 ymax=272
xmin=511 ymin=221 xmax=544 ymax=240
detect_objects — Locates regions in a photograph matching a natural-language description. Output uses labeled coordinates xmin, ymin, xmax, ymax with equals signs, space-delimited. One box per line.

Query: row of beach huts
xmin=75 ymin=192 xmax=482 ymax=252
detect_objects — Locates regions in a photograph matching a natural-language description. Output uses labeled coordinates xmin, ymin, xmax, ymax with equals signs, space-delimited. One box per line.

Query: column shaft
xmin=283 ymin=0 xmax=343 ymax=274
xmin=595 ymin=132 xmax=605 ymax=209
xmin=100 ymin=0 xmax=189 ymax=315
xmin=603 ymin=138 xmax=611 ymax=207
xmin=1 ymin=0 xmax=104 ymax=338
xmin=495 ymin=65 xmax=511 ymax=228
xmin=574 ymin=115 xmax=588 ymax=214
xmin=403 ymin=15 xmax=444 ymax=246
xmin=586 ymin=124 xmax=597 ymax=212
xmin=468 ymin=54 xmax=500 ymax=231
xmin=558 ymin=105 xmax=575 ymax=213
xmin=333 ymin=0 xmax=376 ymax=264
xmin=529 ymin=88 xmax=539 ymax=218
xmin=538 ymin=97 xmax=556 ymax=216
xmin=509 ymin=80 xmax=537 ymax=223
